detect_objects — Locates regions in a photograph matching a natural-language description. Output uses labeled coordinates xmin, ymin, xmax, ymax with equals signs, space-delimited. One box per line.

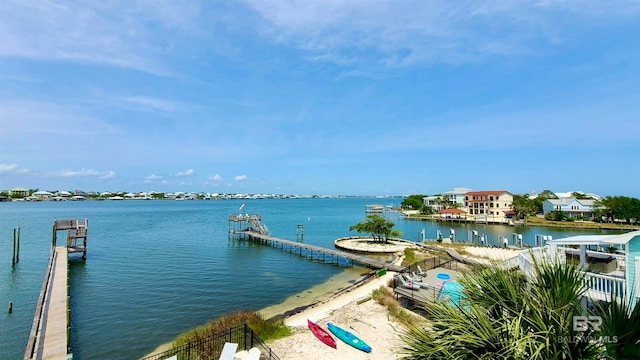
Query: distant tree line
xmin=595 ymin=196 xmax=640 ymax=224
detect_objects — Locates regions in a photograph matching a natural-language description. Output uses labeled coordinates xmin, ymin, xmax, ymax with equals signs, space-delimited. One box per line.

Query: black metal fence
xmin=404 ymin=256 xmax=456 ymax=274
xmin=141 ymin=324 xmax=280 ymax=360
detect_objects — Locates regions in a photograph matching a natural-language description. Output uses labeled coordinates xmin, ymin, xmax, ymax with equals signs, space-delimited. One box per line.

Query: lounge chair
xmin=417 ymin=265 xmax=427 ymax=276
xmin=396 ymin=275 xmax=420 ymax=290
xmin=248 ymin=348 xmax=261 ymax=360
xmin=403 ymin=273 xmax=429 ymax=288
xmin=219 ymin=343 xmax=238 ymax=360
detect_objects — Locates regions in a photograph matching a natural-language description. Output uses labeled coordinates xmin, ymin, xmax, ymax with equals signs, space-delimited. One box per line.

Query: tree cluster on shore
xmin=349 ymin=214 xmax=402 ymax=243
xmin=402 ymin=191 xmax=640 ymax=225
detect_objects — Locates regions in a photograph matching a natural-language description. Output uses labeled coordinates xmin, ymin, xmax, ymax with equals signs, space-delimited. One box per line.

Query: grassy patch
xmin=371 ymin=286 xmax=424 ymax=327
xmin=403 ymin=248 xmax=417 ymax=265
xmin=172 ymin=310 xmax=292 ymax=351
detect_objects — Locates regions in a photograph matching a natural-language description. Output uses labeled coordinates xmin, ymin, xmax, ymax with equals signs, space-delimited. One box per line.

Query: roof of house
xmin=548 ymin=230 xmax=640 ymax=246
xmin=545 ymin=198 xmax=597 ymax=206
xmin=438 ymin=208 xmax=467 ymax=214
xmin=465 ymin=190 xmax=511 ymax=196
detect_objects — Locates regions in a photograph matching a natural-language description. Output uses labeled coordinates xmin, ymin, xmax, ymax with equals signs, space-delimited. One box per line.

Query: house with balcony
xmin=464 ymin=190 xmax=513 ymax=217
xmin=423 ymin=187 xmax=471 ymax=212
xmin=510 ymin=231 xmax=640 ymax=306
xmin=542 ymin=198 xmax=600 ymax=220
xmin=9 ymin=187 xmax=30 ymax=198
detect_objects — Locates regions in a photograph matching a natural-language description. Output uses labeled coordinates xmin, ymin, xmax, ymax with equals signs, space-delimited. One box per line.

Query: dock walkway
xmin=238 ymin=231 xmax=405 ymax=272
xmin=24 ymin=247 xmax=70 ymax=360
xmin=25 ymin=218 xmax=85 ymax=360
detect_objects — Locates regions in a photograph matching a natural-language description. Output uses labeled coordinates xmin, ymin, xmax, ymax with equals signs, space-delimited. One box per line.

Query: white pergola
xmin=546 ymin=230 xmax=640 ymax=303
xmin=547 ymin=231 xmax=640 ymax=266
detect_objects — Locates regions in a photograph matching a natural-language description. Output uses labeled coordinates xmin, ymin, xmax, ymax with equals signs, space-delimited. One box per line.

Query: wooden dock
xmin=238 ymin=231 xmax=405 ymax=272
xmin=24 ymin=247 xmax=71 ymax=360
xmin=24 ymin=219 xmax=87 ymax=360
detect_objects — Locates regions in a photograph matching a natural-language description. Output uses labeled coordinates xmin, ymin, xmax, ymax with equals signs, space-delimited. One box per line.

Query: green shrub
xmin=404 ymin=248 xmax=416 ymax=264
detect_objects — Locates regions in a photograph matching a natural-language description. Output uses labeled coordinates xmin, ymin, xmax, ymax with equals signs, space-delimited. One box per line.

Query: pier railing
xmin=24 ymin=247 xmax=58 ymax=360
xmin=141 ymin=324 xmax=279 ymax=360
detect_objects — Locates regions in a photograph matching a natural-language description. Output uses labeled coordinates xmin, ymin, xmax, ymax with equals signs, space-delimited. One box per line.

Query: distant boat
xmin=327 ymin=323 xmax=372 ymax=353
xmin=307 ymin=319 xmax=336 ymax=349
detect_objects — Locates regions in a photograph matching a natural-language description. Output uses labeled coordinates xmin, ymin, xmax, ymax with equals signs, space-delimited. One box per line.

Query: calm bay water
xmin=0 ymin=198 xmax=618 ymax=359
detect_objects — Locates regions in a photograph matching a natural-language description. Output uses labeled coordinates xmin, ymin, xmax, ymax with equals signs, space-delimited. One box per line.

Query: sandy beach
xmin=267 ymin=270 xmax=407 ymax=360
xmin=265 ymin=245 xmax=522 ymax=359
xmin=461 ymin=246 xmax=521 ymax=264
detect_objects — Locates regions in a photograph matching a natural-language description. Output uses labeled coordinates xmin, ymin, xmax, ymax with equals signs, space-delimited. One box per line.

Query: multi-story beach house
xmin=423 ymin=187 xmax=471 ymax=212
xmin=542 ymin=198 xmax=600 ymax=220
xmin=8 ymin=187 xmax=30 ymax=197
xmin=464 ymin=190 xmax=513 ymax=217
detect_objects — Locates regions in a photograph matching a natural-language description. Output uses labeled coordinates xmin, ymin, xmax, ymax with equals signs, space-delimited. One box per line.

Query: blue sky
xmin=1 ymin=1 xmax=639 ymax=197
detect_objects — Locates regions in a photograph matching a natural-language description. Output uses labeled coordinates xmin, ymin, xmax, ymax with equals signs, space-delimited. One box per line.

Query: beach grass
xmin=371 ymin=286 xmax=421 ymax=326
xmin=172 ymin=310 xmax=292 ymax=350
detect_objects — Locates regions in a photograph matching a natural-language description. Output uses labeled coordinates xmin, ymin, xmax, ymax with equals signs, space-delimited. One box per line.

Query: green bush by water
xmin=172 ymin=310 xmax=291 ymax=350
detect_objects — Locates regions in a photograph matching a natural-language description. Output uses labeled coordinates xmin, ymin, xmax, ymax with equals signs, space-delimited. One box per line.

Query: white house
xmin=9 ymin=187 xmax=29 ymax=197
xmin=33 ymin=190 xmax=53 ymax=200
xmin=423 ymin=187 xmax=471 ymax=211
xmin=543 ymin=198 xmax=600 ymax=219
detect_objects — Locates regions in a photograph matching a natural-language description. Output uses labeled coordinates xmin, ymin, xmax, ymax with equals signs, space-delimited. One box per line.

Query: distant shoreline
xmin=406 ymin=214 xmax=638 ymax=232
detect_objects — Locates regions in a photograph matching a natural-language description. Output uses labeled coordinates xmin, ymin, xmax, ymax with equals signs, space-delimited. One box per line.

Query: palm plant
xmin=595 ymin=291 xmax=640 ymax=358
xmin=399 ymin=260 xmax=604 ymax=359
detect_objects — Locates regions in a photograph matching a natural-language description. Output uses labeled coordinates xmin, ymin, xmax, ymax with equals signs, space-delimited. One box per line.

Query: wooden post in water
xmin=8 ymin=302 xmax=12 ymax=314
xmin=296 ymin=224 xmax=304 ymax=242
xmin=12 ymin=233 xmax=16 ymax=267
xmin=16 ymin=227 xmax=20 ymax=263
xmin=12 ymin=227 xmax=20 ymax=267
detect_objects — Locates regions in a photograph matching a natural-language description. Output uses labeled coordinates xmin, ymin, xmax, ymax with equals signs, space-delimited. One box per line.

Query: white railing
xmin=584 ymin=272 xmax=626 ymax=302
xmin=496 ymin=255 xmax=520 ymax=270
xmin=506 ymin=246 xmax=627 ymax=303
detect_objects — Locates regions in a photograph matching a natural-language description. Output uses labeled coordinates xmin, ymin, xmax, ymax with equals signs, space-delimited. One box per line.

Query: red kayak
xmin=307 ymin=319 xmax=337 ymax=348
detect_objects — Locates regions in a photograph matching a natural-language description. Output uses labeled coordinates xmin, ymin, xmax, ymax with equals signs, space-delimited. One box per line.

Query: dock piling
xmin=12 ymin=227 xmax=20 ymax=267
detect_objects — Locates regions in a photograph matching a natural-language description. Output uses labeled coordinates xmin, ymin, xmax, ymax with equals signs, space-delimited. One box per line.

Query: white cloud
xmin=235 ymin=175 xmax=247 ymax=181
xmin=242 ymin=0 xmax=640 ymax=67
xmin=0 ymin=100 xmax=118 ymax=136
xmin=175 ymin=169 xmax=195 ymax=177
xmin=208 ymin=174 xmax=224 ymax=181
xmin=145 ymin=174 xmax=163 ymax=181
xmin=101 ymin=171 xmax=116 ymax=180
xmin=53 ymin=168 xmax=117 ymax=179
xmin=122 ymin=96 xmax=179 ymax=112
xmin=0 ymin=1 xmax=203 ymax=74
xmin=57 ymin=168 xmax=101 ymax=177
xmin=0 ymin=164 xmax=30 ymax=175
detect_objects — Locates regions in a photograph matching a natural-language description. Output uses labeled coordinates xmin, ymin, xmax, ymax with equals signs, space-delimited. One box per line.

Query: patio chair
xmin=396 ymin=275 xmax=420 ymax=290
